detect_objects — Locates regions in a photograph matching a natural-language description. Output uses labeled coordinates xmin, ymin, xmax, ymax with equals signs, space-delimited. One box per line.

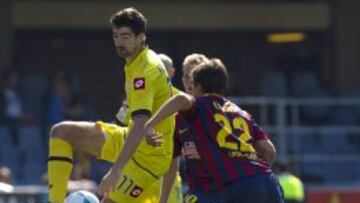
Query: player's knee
xmin=101 ymin=197 xmax=117 ymax=203
xmin=50 ymin=121 xmax=73 ymax=141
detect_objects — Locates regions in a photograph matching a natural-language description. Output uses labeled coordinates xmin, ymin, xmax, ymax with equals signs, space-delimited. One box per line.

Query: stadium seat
xmin=340 ymin=89 xmax=360 ymax=121
xmin=319 ymin=128 xmax=356 ymax=154
xmin=0 ymin=125 xmax=13 ymax=151
xmin=18 ymin=125 xmax=44 ymax=162
xmin=286 ymin=132 xmax=302 ymax=155
xmin=331 ymin=106 xmax=358 ymax=125
xmin=302 ymin=161 xmax=358 ymax=184
xmin=323 ymin=162 xmax=358 ymax=184
xmin=0 ymin=126 xmax=21 ymax=182
xmin=292 ymin=71 xmax=319 ymax=97
xmin=286 ymin=132 xmax=322 ymax=155
xmin=21 ymin=160 xmax=45 ymax=184
xmin=90 ymin=160 xmax=112 ymax=183
xmin=299 ymin=133 xmax=323 ymax=155
xmin=300 ymin=88 xmax=332 ymax=124
xmin=260 ymin=71 xmax=288 ymax=97
xmin=0 ymin=125 xmax=12 ymax=163
xmin=21 ymin=73 xmax=49 ymax=120
xmin=300 ymin=161 xmax=324 ymax=183
xmin=15 ymin=125 xmax=46 ymax=184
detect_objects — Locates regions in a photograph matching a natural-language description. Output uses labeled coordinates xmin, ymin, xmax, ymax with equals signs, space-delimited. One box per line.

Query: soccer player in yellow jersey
xmin=115 ymin=53 xmax=183 ymax=203
xmin=47 ymin=7 xmax=175 ymax=203
xmin=116 ymin=53 xmax=180 ymax=126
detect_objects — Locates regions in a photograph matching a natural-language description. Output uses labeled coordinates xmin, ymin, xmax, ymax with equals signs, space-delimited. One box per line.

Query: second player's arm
xmin=159 ymin=157 xmax=179 ymax=203
xmin=146 ymin=93 xmax=193 ymax=129
xmin=254 ymin=139 xmax=276 ymax=165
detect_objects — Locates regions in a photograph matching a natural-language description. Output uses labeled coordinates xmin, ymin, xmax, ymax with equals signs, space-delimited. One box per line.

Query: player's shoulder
xmin=143 ymin=48 xmax=162 ymax=68
xmin=172 ymin=87 xmax=183 ymax=95
xmin=232 ymin=103 xmax=252 ymax=121
xmin=136 ymin=49 xmax=165 ymax=78
xmin=222 ymin=98 xmax=253 ymax=120
xmin=129 ymin=48 xmax=160 ymax=71
xmin=195 ymin=95 xmax=224 ymax=107
xmin=190 ymin=95 xmax=210 ymax=110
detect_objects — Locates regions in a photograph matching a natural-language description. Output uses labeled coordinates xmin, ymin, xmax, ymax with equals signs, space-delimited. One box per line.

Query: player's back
xmin=125 ymin=48 xmax=175 ymax=176
xmin=179 ymin=95 xmax=271 ymax=191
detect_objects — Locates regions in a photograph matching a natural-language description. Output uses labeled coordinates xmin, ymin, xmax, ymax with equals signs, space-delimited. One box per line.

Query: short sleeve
xmin=251 ymin=122 xmax=269 ymax=142
xmin=173 ymin=136 xmax=182 ymax=158
xmin=173 ymin=115 xmax=183 ymax=157
xmin=129 ymin=74 xmax=155 ymax=117
xmin=179 ymin=97 xmax=197 ymax=121
xmin=172 ymin=87 xmax=182 ymax=95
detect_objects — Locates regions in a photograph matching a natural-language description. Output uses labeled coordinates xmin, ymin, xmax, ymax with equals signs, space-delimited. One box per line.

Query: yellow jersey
xmin=172 ymin=86 xmax=182 ymax=95
xmin=125 ymin=47 xmax=175 ymax=176
xmin=116 ymin=86 xmax=181 ymax=126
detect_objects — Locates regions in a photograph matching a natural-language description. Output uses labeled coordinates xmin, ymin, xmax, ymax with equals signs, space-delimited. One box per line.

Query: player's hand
xmin=145 ymin=124 xmax=164 ymax=147
xmin=99 ymin=168 xmax=120 ymax=196
xmin=146 ymin=131 xmax=164 ymax=147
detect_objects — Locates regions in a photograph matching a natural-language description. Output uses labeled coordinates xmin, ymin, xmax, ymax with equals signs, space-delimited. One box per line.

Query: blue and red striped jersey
xmin=173 ymin=95 xmax=271 ymax=191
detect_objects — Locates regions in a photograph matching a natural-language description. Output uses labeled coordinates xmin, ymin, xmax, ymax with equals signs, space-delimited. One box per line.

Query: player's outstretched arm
xmin=159 ymin=157 xmax=180 ymax=203
xmin=255 ymin=139 xmax=277 ymax=165
xmin=99 ymin=115 xmax=149 ymax=196
xmin=146 ymin=93 xmax=193 ymax=130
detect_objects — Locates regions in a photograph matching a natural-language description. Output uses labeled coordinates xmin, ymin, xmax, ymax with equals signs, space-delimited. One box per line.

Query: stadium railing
xmin=1 ymin=97 xmax=359 ymax=201
xmin=231 ymin=97 xmax=360 ymax=184
xmin=231 ymin=97 xmax=360 ymax=157
xmin=0 ymin=185 xmax=47 ymax=203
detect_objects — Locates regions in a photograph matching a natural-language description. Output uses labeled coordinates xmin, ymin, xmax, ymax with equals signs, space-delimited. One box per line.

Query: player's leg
xmin=139 ymin=171 xmax=183 ymax=203
xmin=224 ymin=173 xmax=284 ymax=203
xmin=265 ymin=173 xmax=285 ymax=203
xmin=48 ymin=121 xmax=105 ymax=203
xmin=101 ymin=198 xmax=117 ymax=203
xmin=168 ymin=172 xmax=183 ymax=203
xmin=94 ymin=122 xmax=156 ymax=203
xmin=184 ymin=190 xmax=221 ymax=203
xmin=105 ymin=159 xmax=160 ymax=203
xmin=135 ymin=180 xmax=160 ymax=203
xmin=140 ymin=158 xmax=183 ymax=203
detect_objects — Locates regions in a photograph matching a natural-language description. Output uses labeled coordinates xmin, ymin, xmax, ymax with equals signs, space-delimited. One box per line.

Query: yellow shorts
xmin=141 ymin=172 xmax=183 ymax=203
xmin=96 ymin=121 xmax=182 ymax=203
xmin=172 ymin=173 xmax=183 ymax=203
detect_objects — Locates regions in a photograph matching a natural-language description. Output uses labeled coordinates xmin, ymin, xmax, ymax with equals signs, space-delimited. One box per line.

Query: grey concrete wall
xmin=0 ymin=0 xmax=12 ymax=71
xmin=13 ymin=2 xmax=329 ymax=30
xmin=333 ymin=0 xmax=360 ymax=92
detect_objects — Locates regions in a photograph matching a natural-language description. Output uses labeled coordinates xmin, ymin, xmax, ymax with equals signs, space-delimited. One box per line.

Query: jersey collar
xmin=204 ymin=93 xmax=223 ymax=98
xmin=125 ymin=47 xmax=148 ymax=74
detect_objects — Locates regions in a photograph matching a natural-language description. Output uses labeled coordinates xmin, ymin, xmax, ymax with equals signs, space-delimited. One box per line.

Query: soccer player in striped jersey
xmin=158 ymin=53 xmax=210 ymax=200
xmin=146 ymin=59 xmax=284 ymax=203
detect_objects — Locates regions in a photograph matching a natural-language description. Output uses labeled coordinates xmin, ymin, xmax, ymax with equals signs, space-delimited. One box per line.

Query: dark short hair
xmin=110 ymin=7 xmax=147 ymax=35
xmin=191 ymin=58 xmax=228 ymax=95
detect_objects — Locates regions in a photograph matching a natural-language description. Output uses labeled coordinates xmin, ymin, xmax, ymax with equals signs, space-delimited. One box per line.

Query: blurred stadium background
xmin=0 ymin=0 xmax=359 ymax=203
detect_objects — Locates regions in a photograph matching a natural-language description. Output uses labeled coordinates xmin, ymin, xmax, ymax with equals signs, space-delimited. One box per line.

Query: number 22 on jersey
xmin=214 ymin=113 xmax=255 ymax=154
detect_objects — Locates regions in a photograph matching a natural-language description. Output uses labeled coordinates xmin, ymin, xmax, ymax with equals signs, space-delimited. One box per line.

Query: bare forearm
xmin=255 ymin=140 xmax=276 ymax=165
xmin=113 ymin=119 xmax=146 ymax=171
xmin=261 ymin=150 xmax=276 ymax=165
xmin=159 ymin=158 xmax=179 ymax=203
xmin=148 ymin=94 xmax=192 ymax=127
